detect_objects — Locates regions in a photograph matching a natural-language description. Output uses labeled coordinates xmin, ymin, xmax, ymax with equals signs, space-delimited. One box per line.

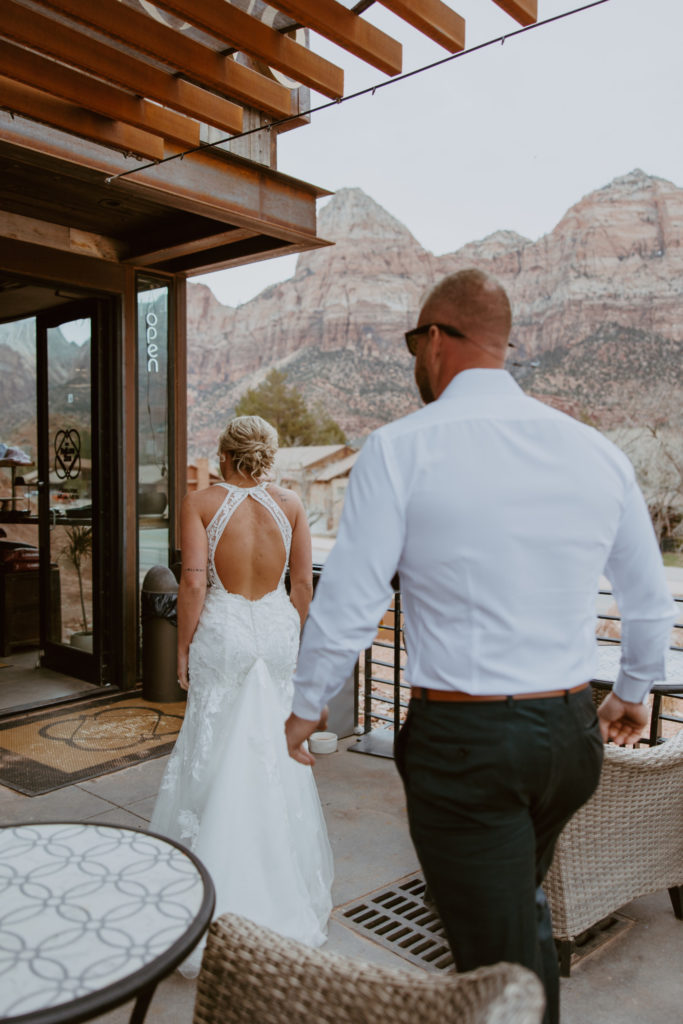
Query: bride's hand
xmin=177 ymin=654 xmax=189 ymax=691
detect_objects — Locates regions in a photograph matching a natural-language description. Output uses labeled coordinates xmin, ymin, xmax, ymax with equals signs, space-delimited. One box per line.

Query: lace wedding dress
xmin=149 ymin=482 xmax=334 ymax=977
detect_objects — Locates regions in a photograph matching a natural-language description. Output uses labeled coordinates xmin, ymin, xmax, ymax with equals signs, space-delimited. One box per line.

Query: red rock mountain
xmin=184 ymin=168 xmax=682 ymax=456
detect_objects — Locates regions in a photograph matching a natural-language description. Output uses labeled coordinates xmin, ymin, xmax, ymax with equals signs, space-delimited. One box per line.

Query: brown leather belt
xmin=410 ymin=683 xmax=589 ymax=703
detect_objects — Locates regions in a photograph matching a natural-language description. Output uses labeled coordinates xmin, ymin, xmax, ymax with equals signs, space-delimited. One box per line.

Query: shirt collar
xmin=438 ymin=368 xmax=523 ymax=402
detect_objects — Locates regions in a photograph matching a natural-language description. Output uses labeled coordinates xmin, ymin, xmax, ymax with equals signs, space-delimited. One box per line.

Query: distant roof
xmin=315 ymin=453 xmax=358 ymax=481
xmin=274 ymin=446 xmax=352 ymax=473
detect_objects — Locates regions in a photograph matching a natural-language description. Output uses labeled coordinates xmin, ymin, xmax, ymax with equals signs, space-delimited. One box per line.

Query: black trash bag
xmin=141 ymin=590 xmax=177 ymax=627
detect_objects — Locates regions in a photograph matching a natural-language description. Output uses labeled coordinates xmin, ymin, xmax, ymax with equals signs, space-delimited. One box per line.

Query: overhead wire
xmin=105 ymin=0 xmax=611 ymax=185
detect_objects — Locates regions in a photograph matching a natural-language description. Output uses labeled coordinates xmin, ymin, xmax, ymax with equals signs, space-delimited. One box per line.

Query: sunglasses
xmin=404 ymin=323 xmax=466 ymax=356
xmin=404 ymin=323 xmax=516 ymax=356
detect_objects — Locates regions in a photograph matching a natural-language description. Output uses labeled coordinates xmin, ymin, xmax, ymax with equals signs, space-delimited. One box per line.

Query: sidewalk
xmin=1 ymin=737 xmax=681 ymax=1024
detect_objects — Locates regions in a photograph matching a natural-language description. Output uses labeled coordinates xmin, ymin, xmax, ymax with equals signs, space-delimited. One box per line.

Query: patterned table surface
xmin=0 ymin=823 xmax=214 ymax=1022
xmin=594 ymin=645 xmax=683 ymax=690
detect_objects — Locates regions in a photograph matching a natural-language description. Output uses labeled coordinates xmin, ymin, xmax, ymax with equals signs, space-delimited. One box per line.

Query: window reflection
xmin=137 ymin=277 xmax=170 ymax=587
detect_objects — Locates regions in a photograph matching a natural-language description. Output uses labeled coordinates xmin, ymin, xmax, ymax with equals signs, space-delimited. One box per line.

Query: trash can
xmin=141 ymin=565 xmax=184 ymax=702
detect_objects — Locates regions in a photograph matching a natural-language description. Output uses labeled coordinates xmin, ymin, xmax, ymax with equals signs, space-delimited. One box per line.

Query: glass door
xmin=37 ymin=303 xmax=98 ymax=681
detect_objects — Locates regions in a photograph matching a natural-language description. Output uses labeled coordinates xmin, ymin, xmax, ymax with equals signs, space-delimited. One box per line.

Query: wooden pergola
xmin=0 ymin=2 xmax=539 ymax=691
xmin=0 ymin=1 xmax=538 ymax=283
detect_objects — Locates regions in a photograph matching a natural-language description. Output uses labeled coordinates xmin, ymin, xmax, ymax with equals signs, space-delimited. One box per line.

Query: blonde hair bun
xmin=218 ymin=415 xmax=278 ymax=481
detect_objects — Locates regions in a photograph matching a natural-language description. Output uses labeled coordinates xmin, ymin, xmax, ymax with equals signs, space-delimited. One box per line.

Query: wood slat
xmin=273 ymin=1 xmax=402 ymax=76
xmin=378 ymin=0 xmax=465 ymax=52
xmin=32 ymin=0 xmax=295 ymax=120
xmin=151 ymin=0 xmax=344 ymax=99
xmin=152 ymin=235 xmax=298 ymax=276
xmin=1 ymin=0 xmax=243 ymax=135
xmin=491 ymin=0 xmax=538 ymax=27
xmin=168 ymin=236 xmax=332 ymax=278
xmin=0 ymin=38 xmax=200 ymax=147
xmin=0 ymin=208 xmax=123 ymax=261
xmin=125 ymin=227 xmax=256 ymax=266
xmin=0 ymin=76 xmax=164 ymax=161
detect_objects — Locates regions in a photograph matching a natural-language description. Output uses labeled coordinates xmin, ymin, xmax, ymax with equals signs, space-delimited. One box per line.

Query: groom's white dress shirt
xmin=292 ymin=370 xmax=676 ymax=720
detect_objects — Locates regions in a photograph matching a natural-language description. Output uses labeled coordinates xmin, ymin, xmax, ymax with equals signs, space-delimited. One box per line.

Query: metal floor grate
xmin=336 ymin=873 xmax=635 ymax=974
xmin=336 ymin=873 xmax=454 ymax=971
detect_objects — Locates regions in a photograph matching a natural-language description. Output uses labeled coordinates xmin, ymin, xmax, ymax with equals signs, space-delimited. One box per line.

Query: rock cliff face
xmin=187 ymin=187 xmax=437 ymax=448
xmin=187 ymin=170 xmax=683 ymax=456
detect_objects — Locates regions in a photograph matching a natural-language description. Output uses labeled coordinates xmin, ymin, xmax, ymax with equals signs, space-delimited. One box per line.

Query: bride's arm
xmin=177 ymin=493 xmax=208 ymax=689
xmin=288 ymin=495 xmax=313 ymax=629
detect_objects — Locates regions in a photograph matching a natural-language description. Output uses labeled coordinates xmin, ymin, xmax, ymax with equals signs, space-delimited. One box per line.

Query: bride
xmin=149 ymin=415 xmax=333 ymax=976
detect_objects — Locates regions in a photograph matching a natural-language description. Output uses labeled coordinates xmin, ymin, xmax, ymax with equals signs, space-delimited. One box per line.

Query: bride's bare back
xmin=210 ymin=486 xmax=289 ymax=599
xmin=175 ymin=478 xmax=313 ymax=690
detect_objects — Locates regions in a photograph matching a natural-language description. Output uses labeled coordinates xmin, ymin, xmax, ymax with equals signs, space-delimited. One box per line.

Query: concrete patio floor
xmin=1 ymin=737 xmax=681 ymax=1024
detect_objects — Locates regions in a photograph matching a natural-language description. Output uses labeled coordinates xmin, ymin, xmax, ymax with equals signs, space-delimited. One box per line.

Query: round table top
xmin=594 ymin=645 xmax=683 ymax=691
xmin=0 ymin=823 xmax=215 ymax=1023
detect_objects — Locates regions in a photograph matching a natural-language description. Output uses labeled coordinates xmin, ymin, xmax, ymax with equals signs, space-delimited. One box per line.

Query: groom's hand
xmin=597 ymin=692 xmax=649 ymax=745
xmin=285 ymin=713 xmax=319 ymax=766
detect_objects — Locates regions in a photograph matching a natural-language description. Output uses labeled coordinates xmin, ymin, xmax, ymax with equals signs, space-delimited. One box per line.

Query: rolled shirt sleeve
xmin=292 ymin=433 xmax=405 ymax=720
xmin=603 ymin=476 xmax=678 ymax=703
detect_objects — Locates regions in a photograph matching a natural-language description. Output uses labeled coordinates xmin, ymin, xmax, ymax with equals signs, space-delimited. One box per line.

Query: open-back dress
xmin=149 ymin=482 xmax=333 ymax=977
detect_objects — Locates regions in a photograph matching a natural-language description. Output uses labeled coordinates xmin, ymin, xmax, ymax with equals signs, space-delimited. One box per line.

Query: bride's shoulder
xmin=183 ymin=484 xmax=226 ymax=516
xmin=264 ymin=483 xmax=303 ymax=521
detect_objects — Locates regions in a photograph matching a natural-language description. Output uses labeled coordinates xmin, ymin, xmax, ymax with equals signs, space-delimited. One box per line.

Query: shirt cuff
xmin=291 ymin=688 xmax=325 ymax=722
xmin=613 ymin=668 xmax=653 ymax=705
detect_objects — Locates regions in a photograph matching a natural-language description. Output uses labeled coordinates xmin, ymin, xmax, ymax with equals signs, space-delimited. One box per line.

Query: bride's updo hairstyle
xmin=218 ymin=415 xmax=278 ymax=481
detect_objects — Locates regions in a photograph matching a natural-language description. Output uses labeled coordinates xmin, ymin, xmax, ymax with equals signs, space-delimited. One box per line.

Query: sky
xmin=194 ymin=0 xmax=683 ymax=308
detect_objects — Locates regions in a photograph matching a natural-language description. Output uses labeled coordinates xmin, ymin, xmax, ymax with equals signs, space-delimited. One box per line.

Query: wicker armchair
xmin=545 ymin=729 xmax=683 ymax=976
xmin=193 ymin=913 xmax=544 ymax=1024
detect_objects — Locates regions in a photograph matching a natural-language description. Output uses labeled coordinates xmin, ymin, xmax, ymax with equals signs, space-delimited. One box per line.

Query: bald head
xmin=420 ymin=269 xmax=512 ymax=360
xmin=411 ymin=269 xmax=512 ymax=403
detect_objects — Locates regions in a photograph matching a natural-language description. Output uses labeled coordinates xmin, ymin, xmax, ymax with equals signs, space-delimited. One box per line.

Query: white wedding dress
xmin=149 ymin=482 xmax=334 ymax=977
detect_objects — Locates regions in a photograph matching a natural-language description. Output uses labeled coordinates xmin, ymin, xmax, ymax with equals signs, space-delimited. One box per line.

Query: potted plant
xmin=61 ymin=524 xmax=93 ymax=652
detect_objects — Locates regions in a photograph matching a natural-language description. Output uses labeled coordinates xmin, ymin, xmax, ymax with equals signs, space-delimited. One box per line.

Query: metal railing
xmin=353 ymin=591 xmax=683 ymax=755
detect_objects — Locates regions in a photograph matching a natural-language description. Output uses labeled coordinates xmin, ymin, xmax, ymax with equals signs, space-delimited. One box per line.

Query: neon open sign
xmin=146 ymin=312 xmax=159 ymax=373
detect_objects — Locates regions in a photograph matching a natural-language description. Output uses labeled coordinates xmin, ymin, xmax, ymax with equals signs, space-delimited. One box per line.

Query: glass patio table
xmin=0 ymin=822 xmax=215 ymax=1024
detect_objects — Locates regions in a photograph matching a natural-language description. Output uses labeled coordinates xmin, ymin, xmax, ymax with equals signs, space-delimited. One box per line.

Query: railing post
xmin=363 ymin=643 xmax=372 ymax=735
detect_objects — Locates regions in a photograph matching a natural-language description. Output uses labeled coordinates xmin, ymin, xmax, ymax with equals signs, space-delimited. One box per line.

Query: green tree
xmin=235 ymin=369 xmax=347 ymax=446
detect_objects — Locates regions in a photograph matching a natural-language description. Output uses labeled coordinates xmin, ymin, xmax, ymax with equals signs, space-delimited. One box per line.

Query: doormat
xmin=0 ymin=691 xmax=186 ymax=796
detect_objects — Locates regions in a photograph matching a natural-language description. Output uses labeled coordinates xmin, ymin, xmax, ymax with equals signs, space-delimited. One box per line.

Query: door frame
xmin=36 ymin=296 xmax=122 ymax=684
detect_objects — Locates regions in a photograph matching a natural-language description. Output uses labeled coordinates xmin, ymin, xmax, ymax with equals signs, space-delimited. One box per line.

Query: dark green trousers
xmin=394 ymin=687 xmax=603 ymax=1024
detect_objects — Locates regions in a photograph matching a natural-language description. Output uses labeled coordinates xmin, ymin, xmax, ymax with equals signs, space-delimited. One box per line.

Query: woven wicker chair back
xmin=193 ymin=912 xmax=544 ymax=1024
xmin=545 ymin=729 xmax=683 ymax=939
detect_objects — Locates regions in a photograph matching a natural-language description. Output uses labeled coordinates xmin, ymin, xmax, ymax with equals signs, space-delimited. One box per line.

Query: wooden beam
xmin=273 ymin=1 xmax=402 ymax=76
xmin=0 ymin=207 xmax=124 ymax=261
xmin=0 ymin=39 xmax=200 ymax=147
xmin=172 ymin=238 xmax=331 ymax=279
xmin=0 ymin=113 xmax=330 ymax=241
xmin=1 ymin=0 xmax=243 ymax=135
xmin=491 ymin=1 xmax=538 ymax=27
xmin=125 ymin=227 xmax=256 ymax=266
xmin=0 ymin=235 xmax=127 ymax=294
xmin=32 ymin=0 xmax=294 ymax=120
xmin=151 ymin=0 xmax=344 ymax=98
xmin=0 ymin=76 xmax=164 ymax=161
xmin=377 ymin=0 xmax=465 ymax=52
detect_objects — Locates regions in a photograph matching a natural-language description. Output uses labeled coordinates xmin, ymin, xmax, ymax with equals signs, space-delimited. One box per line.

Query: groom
xmin=285 ymin=268 xmax=675 ymax=1022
